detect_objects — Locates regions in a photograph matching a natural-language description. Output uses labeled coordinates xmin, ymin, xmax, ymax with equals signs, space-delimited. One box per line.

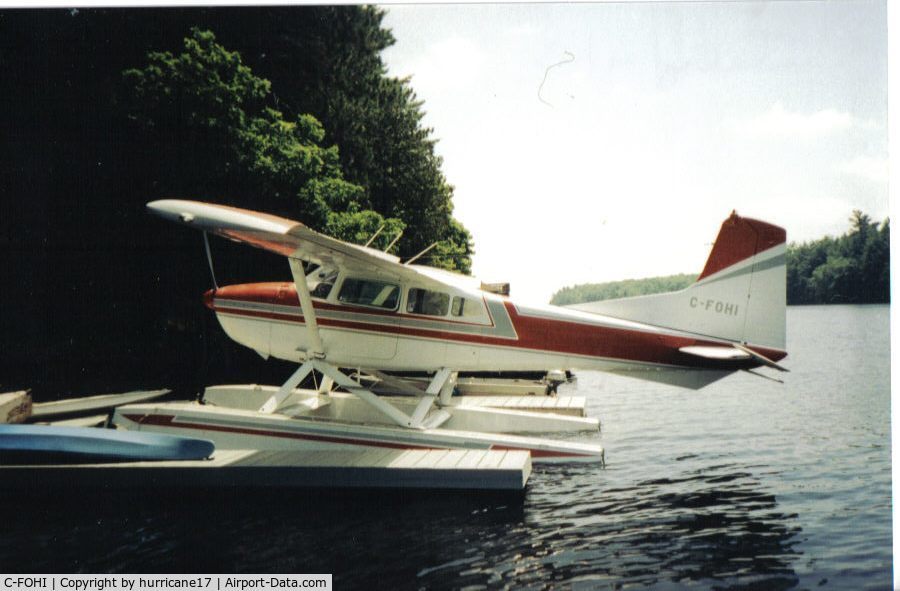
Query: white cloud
xmin=502 ymin=23 xmax=537 ymax=39
xmin=396 ymin=37 xmax=485 ymax=95
xmin=771 ymin=194 xmax=857 ymax=242
xmin=381 ymin=5 xmax=888 ymax=303
xmin=840 ymin=155 xmax=889 ymax=183
xmin=728 ymin=104 xmax=854 ymax=140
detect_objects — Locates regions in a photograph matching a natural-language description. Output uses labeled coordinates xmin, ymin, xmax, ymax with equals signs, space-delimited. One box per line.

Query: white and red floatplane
xmin=112 ymin=200 xmax=788 ymax=464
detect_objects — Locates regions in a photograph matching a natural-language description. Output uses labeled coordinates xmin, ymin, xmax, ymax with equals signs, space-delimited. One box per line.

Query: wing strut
xmin=288 ymin=257 xmax=326 ymax=360
xmin=202 ymin=232 xmax=218 ymax=289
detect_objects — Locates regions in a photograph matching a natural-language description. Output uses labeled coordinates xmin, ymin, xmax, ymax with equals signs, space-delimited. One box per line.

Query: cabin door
xmin=327 ymin=276 xmax=400 ymax=362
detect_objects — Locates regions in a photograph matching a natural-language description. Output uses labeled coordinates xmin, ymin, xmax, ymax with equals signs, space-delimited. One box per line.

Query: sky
xmin=380 ymin=1 xmax=889 ymax=304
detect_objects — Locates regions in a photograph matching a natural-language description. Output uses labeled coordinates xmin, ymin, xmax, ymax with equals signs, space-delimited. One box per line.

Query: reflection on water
xmin=0 ymin=464 xmax=803 ymax=589
xmin=0 ymin=491 xmax=525 ymax=576
xmin=0 ymin=306 xmax=891 ymax=589
xmin=488 ymin=463 xmax=803 ymax=590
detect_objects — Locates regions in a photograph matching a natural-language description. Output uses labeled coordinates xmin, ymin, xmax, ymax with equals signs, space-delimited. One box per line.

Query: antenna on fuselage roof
xmin=363 ymin=224 xmax=385 ymax=248
xmin=385 ymin=229 xmax=403 ymax=254
xmin=404 ymin=242 xmax=438 ymax=266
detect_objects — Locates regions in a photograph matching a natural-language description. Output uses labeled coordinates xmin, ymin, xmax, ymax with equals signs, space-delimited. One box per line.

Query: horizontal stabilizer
xmin=679 ymin=346 xmax=751 ymax=361
xmin=733 ymin=343 xmax=789 ymax=372
xmin=679 ymin=345 xmax=788 ymax=371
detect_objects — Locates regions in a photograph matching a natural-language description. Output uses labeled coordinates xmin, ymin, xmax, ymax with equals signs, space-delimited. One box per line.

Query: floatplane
xmin=111 ymin=200 xmax=787 ymax=465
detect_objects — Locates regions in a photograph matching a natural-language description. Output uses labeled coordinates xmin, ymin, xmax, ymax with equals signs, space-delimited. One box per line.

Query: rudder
xmin=568 ymin=212 xmax=786 ymax=351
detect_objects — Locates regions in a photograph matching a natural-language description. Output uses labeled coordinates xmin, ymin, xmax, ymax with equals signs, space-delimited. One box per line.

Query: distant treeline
xmin=550 ymin=211 xmax=890 ymax=306
xmin=550 ymin=274 xmax=696 ymax=306
xmin=787 ymin=211 xmax=889 ymax=305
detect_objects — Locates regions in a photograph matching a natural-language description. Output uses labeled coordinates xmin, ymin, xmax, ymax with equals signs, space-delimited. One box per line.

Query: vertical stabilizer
xmin=567 ymin=212 xmax=786 ymax=350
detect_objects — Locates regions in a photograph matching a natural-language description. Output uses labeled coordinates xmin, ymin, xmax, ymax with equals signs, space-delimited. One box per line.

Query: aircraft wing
xmin=147 ymin=199 xmax=404 ymax=276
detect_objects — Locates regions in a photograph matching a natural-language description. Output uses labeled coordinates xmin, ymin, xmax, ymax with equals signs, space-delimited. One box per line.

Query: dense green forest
xmin=550 ymin=211 xmax=890 ymax=306
xmin=786 ymin=211 xmax=889 ymax=305
xmin=0 ymin=7 xmax=472 ymax=397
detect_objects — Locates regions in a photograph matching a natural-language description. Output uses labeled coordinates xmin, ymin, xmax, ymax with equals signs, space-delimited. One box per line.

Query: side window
xmin=451 ymin=296 xmax=483 ymax=318
xmin=309 ymin=269 xmax=338 ymax=300
xmin=338 ymin=278 xmax=400 ymax=310
xmin=407 ymin=288 xmax=450 ymax=316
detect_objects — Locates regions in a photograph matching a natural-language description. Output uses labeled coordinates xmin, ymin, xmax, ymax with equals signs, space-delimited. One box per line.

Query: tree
xmin=124 ymin=30 xmax=334 ymax=223
xmin=860 ymin=218 xmax=890 ymax=302
xmin=195 ymin=6 xmax=474 ymax=270
xmin=848 ymin=209 xmax=872 ymax=260
xmin=811 ymin=256 xmax=856 ymax=303
xmin=122 ymin=27 xmax=412 ymax=248
xmin=785 ymin=213 xmax=888 ymax=305
xmin=427 ymin=218 xmax=475 ymax=274
xmin=0 ymin=8 xmax=475 ymax=396
xmin=550 ymin=274 xmax=696 ymax=306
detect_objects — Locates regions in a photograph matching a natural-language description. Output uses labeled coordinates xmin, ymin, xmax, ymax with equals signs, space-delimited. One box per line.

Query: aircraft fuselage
xmin=205 ymin=280 xmax=785 ymax=378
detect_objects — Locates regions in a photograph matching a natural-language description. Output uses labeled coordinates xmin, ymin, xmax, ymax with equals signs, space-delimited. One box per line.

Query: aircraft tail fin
xmin=568 ymin=211 xmax=786 ymax=351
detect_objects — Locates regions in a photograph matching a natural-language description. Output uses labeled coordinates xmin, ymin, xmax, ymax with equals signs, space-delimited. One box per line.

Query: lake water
xmin=1 ymin=305 xmax=891 ymax=589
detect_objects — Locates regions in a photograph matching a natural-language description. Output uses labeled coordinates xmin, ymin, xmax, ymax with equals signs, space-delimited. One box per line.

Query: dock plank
xmin=365 ymin=449 xmax=405 ymax=467
xmin=454 ymin=449 xmax=487 ymax=469
xmin=31 ymin=390 xmax=168 ymax=418
xmin=433 ymin=449 xmax=468 ymax=469
xmin=347 ymin=448 xmax=395 ymax=467
xmin=411 ymin=448 xmax=449 ymax=468
xmin=389 ymin=449 xmax=430 ymax=469
xmin=475 ymin=451 xmax=505 ymax=469
xmin=0 ymin=391 xmax=31 ymax=424
xmin=0 ymin=446 xmax=530 ymax=491
xmin=499 ymin=451 xmax=529 ymax=470
xmin=305 ymin=450 xmax=359 ymax=467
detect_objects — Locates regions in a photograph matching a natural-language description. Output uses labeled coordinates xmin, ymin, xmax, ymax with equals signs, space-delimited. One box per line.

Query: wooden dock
xmin=0 ymin=448 xmax=531 ymax=491
xmin=0 ymin=391 xmax=31 ymax=424
xmin=30 ymin=389 xmax=169 ymax=419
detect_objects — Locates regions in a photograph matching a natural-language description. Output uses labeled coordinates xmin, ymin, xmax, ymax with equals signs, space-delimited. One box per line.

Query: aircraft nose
xmin=203 ymin=288 xmax=217 ymax=310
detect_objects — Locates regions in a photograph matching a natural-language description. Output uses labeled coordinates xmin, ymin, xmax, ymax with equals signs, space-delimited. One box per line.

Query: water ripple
xmin=0 ymin=306 xmax=891 ymax=589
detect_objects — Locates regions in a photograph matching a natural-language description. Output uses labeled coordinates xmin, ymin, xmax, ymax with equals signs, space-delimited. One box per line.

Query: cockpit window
xmin=451 ymin=296 xmax=484 ymax=318
xmin=407 ymin=288 xmax=450 ymax=316
xmin=338 ymin=278 xmax=400 ymax=310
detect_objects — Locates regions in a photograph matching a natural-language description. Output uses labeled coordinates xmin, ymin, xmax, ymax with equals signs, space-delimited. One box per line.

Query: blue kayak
xmin=0 ymin=424 xmax=215 ymax=464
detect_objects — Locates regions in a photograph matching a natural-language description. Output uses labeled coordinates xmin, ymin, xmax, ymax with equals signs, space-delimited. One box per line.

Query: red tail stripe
xmin=698 ymin=212 xmax=786 ymax=281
